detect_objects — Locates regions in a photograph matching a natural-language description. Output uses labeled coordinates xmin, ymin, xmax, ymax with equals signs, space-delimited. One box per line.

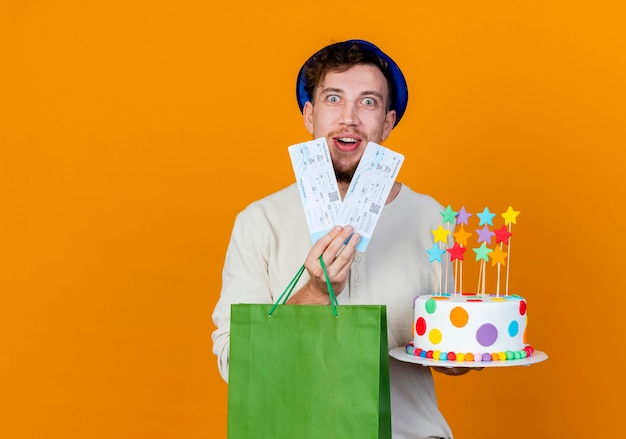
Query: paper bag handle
xmin=268 ymin=256 xmax=339 ymax=317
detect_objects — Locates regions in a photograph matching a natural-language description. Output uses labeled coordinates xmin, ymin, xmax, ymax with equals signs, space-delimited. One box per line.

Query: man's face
xmin=303 ymin=64 xmax=397 ymax=183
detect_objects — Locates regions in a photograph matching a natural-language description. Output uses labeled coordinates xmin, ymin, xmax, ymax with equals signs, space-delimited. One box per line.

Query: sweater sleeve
xmin=211 ymin=207 xmax=274 ymax=382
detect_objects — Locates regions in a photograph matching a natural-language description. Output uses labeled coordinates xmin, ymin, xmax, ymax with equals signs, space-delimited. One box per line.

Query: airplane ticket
xmin=289 ymin=138 xmax=404 ymax=252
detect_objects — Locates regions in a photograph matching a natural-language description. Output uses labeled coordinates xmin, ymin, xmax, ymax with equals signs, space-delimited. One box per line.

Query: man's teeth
xmin=338 ymin=137 xmax=357 ymax=143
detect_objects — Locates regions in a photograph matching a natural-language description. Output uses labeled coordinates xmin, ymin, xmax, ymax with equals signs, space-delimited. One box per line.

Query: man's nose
xmin=340 ymin=102 xmax=359 ymax=126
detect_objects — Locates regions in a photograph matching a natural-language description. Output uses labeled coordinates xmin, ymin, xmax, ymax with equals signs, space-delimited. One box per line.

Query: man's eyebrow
xmin=360 ymin=90 xmax=385 ymax=100
xmin=319 ymin=87 xmax=385 ymax=100
xmin=319 ymin=87 xmax=344 ymax=95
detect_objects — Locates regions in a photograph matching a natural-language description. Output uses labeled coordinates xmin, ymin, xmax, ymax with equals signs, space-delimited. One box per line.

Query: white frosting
xmin=413 ymin=294 xmax=528 ymax=355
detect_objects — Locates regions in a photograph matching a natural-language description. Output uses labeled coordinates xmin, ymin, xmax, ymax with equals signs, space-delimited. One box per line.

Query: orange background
xmin=1 ymin=1 xmax=625 ymax=438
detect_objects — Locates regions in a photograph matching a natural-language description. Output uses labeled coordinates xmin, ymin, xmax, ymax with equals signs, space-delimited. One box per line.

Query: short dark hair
xmin=301 ymin=41 xmax=395 ymax=111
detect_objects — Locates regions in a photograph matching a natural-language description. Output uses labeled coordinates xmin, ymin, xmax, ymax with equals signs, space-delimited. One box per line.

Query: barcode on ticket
xmin=369 ymin=203 xmax=381 ymax=214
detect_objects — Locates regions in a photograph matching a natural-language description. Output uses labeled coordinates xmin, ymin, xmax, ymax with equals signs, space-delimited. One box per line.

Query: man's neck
xmin=385 ymin=181 xmax=401 ymax=204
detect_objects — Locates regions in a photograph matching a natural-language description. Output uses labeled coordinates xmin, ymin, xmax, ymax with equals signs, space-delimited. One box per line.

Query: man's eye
xmin=327 ymin=95 xmax=340 ymax=103
xmin=363 ymin=98 xmax=375 ymax=106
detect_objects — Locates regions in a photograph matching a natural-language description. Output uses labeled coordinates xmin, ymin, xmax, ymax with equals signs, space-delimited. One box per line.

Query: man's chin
xmin=334 ymin=169 xmax=356 ymax=184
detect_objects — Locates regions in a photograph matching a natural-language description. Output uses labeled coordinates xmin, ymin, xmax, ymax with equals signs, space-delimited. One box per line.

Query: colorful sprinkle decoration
xmin=405 ymin=341 xmax=535 ymax=363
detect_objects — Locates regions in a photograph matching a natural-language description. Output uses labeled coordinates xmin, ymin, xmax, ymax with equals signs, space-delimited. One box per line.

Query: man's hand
xmin=286 ymin=225 xmax=360 ymax=305
xmin=432 ymin=366 xmax=484 ymax=376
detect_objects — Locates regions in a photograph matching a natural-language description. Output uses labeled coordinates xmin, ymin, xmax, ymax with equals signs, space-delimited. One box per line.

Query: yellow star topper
xmin=501 ymin=206 xmax=520 ymax=226
xmin=431 ymin=225 xmax=450 ymax=243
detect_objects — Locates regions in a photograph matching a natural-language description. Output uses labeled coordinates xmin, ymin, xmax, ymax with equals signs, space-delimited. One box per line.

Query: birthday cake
xmin=408 ymin=293 xmax=534 ymax=362
xmin=405 ymin=205 xmax=536 ymax=363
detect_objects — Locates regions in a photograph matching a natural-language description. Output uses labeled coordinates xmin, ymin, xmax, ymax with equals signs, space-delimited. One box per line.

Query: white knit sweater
xmin=212 ymin=183 xmax=454 ymax=439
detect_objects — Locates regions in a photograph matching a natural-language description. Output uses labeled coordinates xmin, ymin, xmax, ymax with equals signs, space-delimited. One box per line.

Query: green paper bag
xmin=227 ymin=262 xmax=391 ymax=439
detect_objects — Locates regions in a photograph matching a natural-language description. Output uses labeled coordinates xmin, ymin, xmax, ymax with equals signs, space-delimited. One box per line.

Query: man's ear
xmin=303 ymin=101 xmax=314 ymax=135
xmin=381 ymin=110 xmax=396 ymax=141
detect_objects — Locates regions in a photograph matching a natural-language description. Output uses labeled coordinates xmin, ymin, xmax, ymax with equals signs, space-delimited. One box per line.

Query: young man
xmin=212 ymin=39 xmax=473 ymax=438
